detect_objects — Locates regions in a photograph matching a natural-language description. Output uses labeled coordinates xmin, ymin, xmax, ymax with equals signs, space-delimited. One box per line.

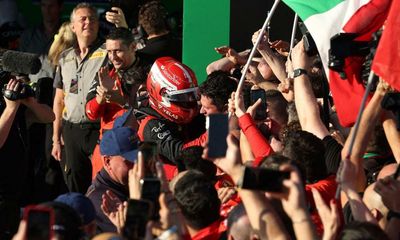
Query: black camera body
xmin=2 ymin=80 xmax=35 ymax=100
xmin=328 ymin=33 xmax=370 ymax=79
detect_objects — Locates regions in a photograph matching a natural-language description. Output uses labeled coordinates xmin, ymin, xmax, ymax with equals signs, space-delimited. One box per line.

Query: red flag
xmin=372 ymin=0 xmax=400 ymax=90
xmin=329 ymin=0 xmax=391 ymax=127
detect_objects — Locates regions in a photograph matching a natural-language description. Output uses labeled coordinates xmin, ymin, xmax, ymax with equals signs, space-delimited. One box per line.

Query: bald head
xmin=363 ymin=182 xmax=388 ymax=229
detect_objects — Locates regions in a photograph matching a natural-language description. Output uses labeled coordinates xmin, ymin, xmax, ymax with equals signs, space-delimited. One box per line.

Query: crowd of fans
xmin=0 ymin=0 xmax=399 ymax=240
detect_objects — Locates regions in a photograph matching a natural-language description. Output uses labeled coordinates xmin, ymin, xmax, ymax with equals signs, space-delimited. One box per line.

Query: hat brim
xmin=121 ymin=149 xmax=138 ymax=163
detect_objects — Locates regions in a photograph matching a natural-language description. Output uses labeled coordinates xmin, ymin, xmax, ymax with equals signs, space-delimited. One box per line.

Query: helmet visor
xmin=164 ymin=87 xmax=199 ymax=109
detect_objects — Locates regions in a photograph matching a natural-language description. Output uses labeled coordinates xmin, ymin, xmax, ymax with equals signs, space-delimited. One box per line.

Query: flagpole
xmin=289 ymin=14 xmax=298 ymax=51
xmin=287 ymin=13 xmax=299 ymax=77
xmin=235 ymin=0 xmax=281 ymax=95
xmin=335 ymin=70 xmax=377 ymax=199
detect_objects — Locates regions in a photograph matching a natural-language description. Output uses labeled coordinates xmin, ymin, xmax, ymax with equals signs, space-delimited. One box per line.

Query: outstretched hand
xmin=374 ymin=175 xmax=400 ymax=212
xmin=101 ymin=190 xmax=127 ymax=233
xmin=105 ymin=7 xmax=128 ymax=29
xmin=270 ymin=40 xmax=290 ymax=56
xmin=215 ymin=46 xmax=247 ymax=66
xmin=231 ymin=91 xmax=263 ymax=120
xmin=268 ymin=165 xmax=308 ymax=220
xmin=96 ymin=66 xmax=115 ymax=104
xmin=290 ymin=39 xmax=311 ymax=71
xmin=252 ymin=29 xmax=270 ymax=51
xmin=129 ymin=151 xmax=145 ymax=199
xmin=98 ymin=66 xmax=114 ymax=91
xmin=203 ymin=133 xmax=244 ymax=184
xmin=311 ymin=188 xmax=340 ymax=240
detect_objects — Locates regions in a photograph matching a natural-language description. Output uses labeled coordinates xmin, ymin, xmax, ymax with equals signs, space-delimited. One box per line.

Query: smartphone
xmin=109 ymin=0 xmax=121 ymax=13
xmin=298 ymin=22 xmax=318 ymax=56
xmin=239 ymin=166 xmax=290 ymax=192
xmin=139 ymin=142 xmax=158 ymax=164
xmin=207 ymin=113 xmax=229 ymax=158
xmin=139 ymin=142 xmax=158 ymax=177
xmin=250 ymin=89 xmax=267 ymax=121
xmin=24 ymin=205 xmax=54 ymax=240
xmin=140 ymin=178 xmax=161 ymax=219
xmin=123 ymin=199 xmax=152 ymax=240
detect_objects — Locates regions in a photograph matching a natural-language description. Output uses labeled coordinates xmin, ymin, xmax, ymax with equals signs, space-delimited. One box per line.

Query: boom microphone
xmin=0 ymin=49 xmax=41 ymax=75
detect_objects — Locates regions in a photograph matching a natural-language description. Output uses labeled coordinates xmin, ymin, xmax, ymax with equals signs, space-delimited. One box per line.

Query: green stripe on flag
xmin=283 ymin=0 xmax=344 ymax=20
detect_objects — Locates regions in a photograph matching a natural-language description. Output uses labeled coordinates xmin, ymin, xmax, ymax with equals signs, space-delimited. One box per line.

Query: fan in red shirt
xmin=260 ymin=131 xmax=337 ymax=236
xmin=85 ymin=28 xmax=150 ymax=178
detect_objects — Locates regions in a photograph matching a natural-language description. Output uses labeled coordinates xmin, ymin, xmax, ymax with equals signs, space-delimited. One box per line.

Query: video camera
xmin=0 ymin=49 xmax=41 ymax=101
xmin=328 ymin=33 xmax=371 ymax=79
xmin=1 ymin=79 xmax=35 ymax=100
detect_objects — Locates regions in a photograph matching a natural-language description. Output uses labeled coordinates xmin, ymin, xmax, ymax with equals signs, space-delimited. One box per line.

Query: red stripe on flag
xmin=343 ymin=0 xmax=391 ymax=40
xmin=372 ymin=0 xmax=400 ymax=91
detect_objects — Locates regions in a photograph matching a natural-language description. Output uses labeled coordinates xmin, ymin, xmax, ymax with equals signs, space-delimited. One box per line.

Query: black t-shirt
xmin=322 ymin=135 xmax=343 ymax=175
xmin=137 ymin=33 xmax=182 ymax=62
xmin=0 ymin=103 xmax=28 ymax=199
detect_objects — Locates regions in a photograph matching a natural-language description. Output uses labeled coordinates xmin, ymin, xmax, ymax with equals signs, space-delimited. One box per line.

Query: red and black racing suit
xmin=135 ymin=106 xmax=207 ymax=180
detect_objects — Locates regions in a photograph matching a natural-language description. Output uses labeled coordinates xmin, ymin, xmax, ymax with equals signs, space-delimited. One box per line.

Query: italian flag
xmin=282 ymin=0 xmax=390 ymax=127
xmin=372 ymin=0 xmax=400 ymax=91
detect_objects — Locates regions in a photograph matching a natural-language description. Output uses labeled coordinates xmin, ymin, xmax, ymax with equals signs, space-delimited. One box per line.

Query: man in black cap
xmin=55 ymin=192 xmax=97 ymax=238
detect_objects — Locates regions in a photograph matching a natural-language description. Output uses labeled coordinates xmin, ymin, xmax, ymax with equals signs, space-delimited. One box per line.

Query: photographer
xmin=0 ymin=77 xmax=54 ymax=239
xmin=0 ymin=79 xmax=21 ymax=148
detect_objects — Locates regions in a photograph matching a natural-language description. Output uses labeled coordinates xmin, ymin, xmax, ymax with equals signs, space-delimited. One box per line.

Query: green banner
xmin=183 ymin=0 xmax=230 ymax=83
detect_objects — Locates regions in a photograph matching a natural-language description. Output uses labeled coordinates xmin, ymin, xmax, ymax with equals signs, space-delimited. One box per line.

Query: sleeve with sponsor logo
xmin=182 ymin=131 xmax=207 ymax=149
xmin=142 ymin=119 xmax=184 ymax=164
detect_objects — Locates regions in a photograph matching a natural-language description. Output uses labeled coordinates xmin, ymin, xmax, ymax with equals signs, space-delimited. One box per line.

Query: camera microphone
xmin=1 ymin=49 xmax=42 ymax=75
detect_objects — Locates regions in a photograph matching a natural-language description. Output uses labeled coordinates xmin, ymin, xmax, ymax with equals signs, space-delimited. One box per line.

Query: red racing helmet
xmin=147 ymin=57 xmax=199 ymax=124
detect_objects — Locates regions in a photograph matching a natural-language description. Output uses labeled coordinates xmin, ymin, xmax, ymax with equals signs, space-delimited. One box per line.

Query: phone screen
xmin=250 ymin=89 xmax=267 ymax=121
xmin=139 ymin=142 xmax=158 ymax=177
xmin=25 ymin=207 xmax=53 ymax=240
xmin=140 ymin=178 xmax=161 ymax=219
xmin=240 ymin=166 xmax=290 ymax=192
xmin=207 ymin=114 xmax=229 ymax=158
xmin=139 ymin=142 xmax=158 ymax=163
xmin=123 ymin=199 xmax=152 ymax=240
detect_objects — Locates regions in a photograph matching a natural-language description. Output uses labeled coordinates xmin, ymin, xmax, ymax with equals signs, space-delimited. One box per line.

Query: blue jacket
xmin=86 ymin=168 xmax=128 ymax=233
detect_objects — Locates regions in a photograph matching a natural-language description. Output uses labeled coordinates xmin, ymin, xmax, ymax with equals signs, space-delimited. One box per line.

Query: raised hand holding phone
xmin=23 ymin=205 xmax=55 ymax=240
xmin=250 ymin=89 xmax=268 ymax=121
xmin=207 ymin=113 xmax=229 ymax=158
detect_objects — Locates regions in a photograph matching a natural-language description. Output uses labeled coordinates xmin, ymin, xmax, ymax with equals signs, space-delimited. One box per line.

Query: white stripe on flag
xmin=304 ymin=0 xmax=371 ymax=80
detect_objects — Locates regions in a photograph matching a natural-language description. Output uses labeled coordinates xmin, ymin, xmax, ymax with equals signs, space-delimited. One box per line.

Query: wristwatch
xmin=292 ymin=68 xmax=308 ymax=78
